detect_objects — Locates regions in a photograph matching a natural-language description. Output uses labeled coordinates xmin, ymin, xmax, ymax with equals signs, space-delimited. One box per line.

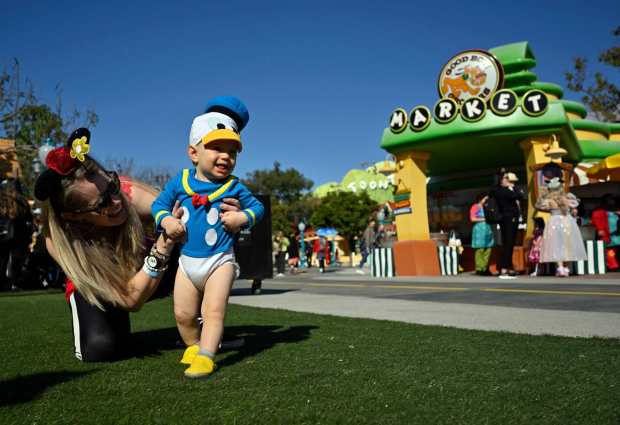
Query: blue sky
xmin=2 ymin=0 xmax=619 ymax=188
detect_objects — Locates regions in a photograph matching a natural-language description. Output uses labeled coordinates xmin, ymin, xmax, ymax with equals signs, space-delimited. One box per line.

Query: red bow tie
xmin=192 ymin=194 xmax=211 ymax=209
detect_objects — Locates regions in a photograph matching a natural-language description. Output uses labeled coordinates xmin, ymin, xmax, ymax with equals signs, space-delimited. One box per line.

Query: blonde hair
xmin=44 ymin=161 xmax=145 ymax=309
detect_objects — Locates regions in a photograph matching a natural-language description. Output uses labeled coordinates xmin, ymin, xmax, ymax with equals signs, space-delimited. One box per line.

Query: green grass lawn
xmin=0 ymin=291 xmax=619 ymax=425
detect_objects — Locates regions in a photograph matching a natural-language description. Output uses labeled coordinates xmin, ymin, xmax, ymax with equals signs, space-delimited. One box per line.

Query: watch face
xmin=146 ymin=256 xmax=158 ymax=268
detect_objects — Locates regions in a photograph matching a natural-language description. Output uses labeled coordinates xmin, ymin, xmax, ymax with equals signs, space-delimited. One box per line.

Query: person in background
xmin=273 ymin=230 xmax=290 ymax=277
xmin=591 ymin=194 xmax=619 ymax=270
xmin=0 ymin=179 xmax=33 ymax=291
xmin=358 ymin=219 xmax=377 ymax=269
xmin=287 ymin=232 xmax=300 ymax=274
xmin=316 ymin=235 xmax=327 ymax=273
xmin=535 ymin=177 xmax=587 ymax=277
xmin=469 ymin=193 xmax=494 ymax=276
xmin=305 ymin=239 xmax=314 ymax=268
xmin=527 ymin=217 xmax=545 ymax=276
xmin=490 ymin=171 xmax=525 ymax=279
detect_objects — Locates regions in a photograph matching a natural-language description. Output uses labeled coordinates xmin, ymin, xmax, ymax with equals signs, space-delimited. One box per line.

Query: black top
xmin=288 ymin=239 xmax=299 ymax=257
xmin=491 ymin=186 xmax=524 ymax=218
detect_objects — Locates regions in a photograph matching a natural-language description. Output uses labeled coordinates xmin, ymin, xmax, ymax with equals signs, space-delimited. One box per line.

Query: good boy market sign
xmin=388 ymin=49 xmax=549 ymax=133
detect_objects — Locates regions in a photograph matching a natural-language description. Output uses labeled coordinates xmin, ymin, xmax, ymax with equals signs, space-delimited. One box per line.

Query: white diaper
xmin=178 ymin=249 xmax=240 ymax=290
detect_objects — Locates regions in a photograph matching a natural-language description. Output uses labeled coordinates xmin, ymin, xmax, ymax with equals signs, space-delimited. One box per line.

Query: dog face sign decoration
xmin=438 ymin=49 xmax=504 ymax=103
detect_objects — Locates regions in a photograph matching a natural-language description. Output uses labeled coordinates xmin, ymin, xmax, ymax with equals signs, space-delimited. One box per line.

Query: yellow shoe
xmin=184 ymin=354 xmax=217 ymax=378
xmin=180 ymin=344 xmax=199 ymax=365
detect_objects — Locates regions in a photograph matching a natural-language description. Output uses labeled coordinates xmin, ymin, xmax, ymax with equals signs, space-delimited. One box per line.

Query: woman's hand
xmin=219 ymin=198 xmax=244 ymax=234
xmin=219 ymin=197 xmax=241 ymax=214
xmin=157 ymin=201 xmax=185 ymax=255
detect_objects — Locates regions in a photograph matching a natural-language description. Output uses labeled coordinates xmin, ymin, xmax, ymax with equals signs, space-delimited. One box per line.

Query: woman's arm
xmin=115 ymin=232 xmax=176 ymax=311
xmin=130 ymin=180 xmax=160 ymax=220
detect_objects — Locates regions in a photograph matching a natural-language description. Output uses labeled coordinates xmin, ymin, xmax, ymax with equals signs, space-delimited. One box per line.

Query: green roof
xmin=380 ymin=41 xmax=620 ymax=172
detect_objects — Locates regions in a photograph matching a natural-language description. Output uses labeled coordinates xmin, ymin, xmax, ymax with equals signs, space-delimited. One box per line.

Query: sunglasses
xmin=71 ymin=171 xmax=121 ymax=214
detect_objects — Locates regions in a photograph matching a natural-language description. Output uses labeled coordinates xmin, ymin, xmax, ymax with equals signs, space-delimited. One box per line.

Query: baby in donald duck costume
xmin=152 ymin=96 xmax=264 ymax=378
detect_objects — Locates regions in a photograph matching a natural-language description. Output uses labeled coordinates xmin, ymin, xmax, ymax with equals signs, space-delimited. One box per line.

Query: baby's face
xmin=191 ymin=140 xmax=238 ymax=181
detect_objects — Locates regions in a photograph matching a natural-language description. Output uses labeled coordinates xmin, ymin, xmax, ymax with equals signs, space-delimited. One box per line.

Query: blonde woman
xmin=35 ymin=128 xmax=239 ymax=362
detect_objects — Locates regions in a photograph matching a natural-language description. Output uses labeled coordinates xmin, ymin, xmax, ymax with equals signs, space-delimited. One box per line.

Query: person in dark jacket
xmin=490 ymin=172 xmax=525 ymax=279
xmin=0 ymin=179 xmax=33 ymax=291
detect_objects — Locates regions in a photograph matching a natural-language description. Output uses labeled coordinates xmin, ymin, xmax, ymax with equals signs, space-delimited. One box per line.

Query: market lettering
xmin=409 ymin=106 xmax=431 ymax=132
xmin=490 ymin=89 xmax=517 ymax=116
xmin=388 ymin=90 xmax=549 ymax=134
xmin=522 ymin=90 xmax=548 ymax=116
xmin=461 ymin=97 xmax=486 ymax=122
xmin=434 ymin=98 xmax=458 ymax=123
xmin=389 ymin=108 xmax=408 ymax=133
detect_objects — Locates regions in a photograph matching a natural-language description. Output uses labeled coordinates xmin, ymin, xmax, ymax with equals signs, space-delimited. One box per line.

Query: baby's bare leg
xmin=173 ymin=267 xmax=202 ymax=346
xmin=200 ymin=263 xmax=236 ymax=354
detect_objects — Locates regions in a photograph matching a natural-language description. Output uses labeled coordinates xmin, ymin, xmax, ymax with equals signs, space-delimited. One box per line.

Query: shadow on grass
xmin=129 ymin=326 xmax=182 ymax=359
xmin=0 ymin=370 xmax=95 ymax=406
xmin=218 ymin=324 xmax=318 ymax=367
xmin=125 ymin=323 xmax=316 ymax=363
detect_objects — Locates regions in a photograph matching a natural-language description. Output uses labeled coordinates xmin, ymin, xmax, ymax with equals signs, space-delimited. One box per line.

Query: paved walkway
xmin=230 ymin=267 xmax=620 ymax=339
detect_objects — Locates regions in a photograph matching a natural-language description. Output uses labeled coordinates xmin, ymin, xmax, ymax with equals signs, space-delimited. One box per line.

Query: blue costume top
xmin=152 ymin=168 xmax=264 ymax=258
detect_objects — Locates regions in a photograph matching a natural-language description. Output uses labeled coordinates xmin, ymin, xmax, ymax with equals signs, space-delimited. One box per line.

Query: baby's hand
xmin=161 ymin=215 xmax=186 ymax=242
xmin=220 ymin=211 xmax=248 ymax=234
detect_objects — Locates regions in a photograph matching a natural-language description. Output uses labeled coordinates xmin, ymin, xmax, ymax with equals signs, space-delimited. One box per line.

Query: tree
xmin=310 ymin=189 xmax=377 ymax=243
xmin=242 ymin=161 xmax=315 ymax=233
xmin=565 ymin=25 xmax=620 ymax=122
xmin=11 ymin=104 xmax=65 ymax=192
xmin=1 ymin=59 xmax=98 ymax=194
xmin=242 ymin=161 xmax=313 ymax=204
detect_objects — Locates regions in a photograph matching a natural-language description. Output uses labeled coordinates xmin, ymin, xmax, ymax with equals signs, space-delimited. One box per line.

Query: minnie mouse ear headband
xmin=34 ymin=128 xmax=92 ymax=203
xmin=189 ymin=96 xmax=249 ymax=151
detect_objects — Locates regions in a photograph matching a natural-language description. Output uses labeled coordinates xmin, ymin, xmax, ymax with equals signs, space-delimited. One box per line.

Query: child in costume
xmin=151 ymin=96 xmax=264 ymax=378
xmin=527 ymin=217 xmax=545 ymax=276
xmin=534 ymin=177 xmax=586 ymax=277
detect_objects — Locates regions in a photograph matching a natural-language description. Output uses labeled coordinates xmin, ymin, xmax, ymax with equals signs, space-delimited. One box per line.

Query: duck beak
xmin=201 ymin=129 xmax=242 ymax=152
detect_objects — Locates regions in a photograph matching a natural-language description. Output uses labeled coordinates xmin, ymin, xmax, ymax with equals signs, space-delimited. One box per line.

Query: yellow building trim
xmin=519 ymin=136 xmax=555 ymax=239
xmin=394 ymin=150 xmax=431 ymax=241
xmin=575 ymin=129 xmax=607 ymax=141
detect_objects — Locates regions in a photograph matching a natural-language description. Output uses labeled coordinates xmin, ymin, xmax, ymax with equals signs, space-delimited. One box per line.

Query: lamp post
xmin=298 ymin=221 xmax=306 ymax=268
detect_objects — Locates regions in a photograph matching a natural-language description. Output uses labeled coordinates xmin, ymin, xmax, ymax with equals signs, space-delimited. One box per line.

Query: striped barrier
xmin=576 ymin=240 xmax=606 ymax=275
xmin=438 ymin=246 xmax=458 ymax=275
xmin=370 ymin=248 xmax=395 ymax=278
